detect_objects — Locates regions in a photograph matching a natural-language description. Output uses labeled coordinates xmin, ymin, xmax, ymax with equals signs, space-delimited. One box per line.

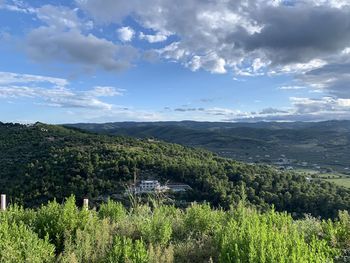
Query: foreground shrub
xmin=58 ymin=217 xmax=115 ymax=263
xmin=107 ymin=236 xmax=149 ymax=263
xmin=98 ymin=199 xmax=127 ymax=222
xmin=183 ymin=203 xmax=224 ymax=238
xmin=33 ymin=196 xmax=90 ymax=252
xmin=218 ymin=207 xmax=339 ymax=263
xmin=139 ymin=206 xmax=173 ymax=246
xmin=321 ymin=211 xmax=350 ymax=262
xmin=0 ymin=220 xmax=55 ymax=263
xmin=0 ymin=197 xmax=347 ymax=262
xmin=148 ymin=244 xmax=174 ymax=263
xmin=173 ymin=235 xmax=217 ymax=263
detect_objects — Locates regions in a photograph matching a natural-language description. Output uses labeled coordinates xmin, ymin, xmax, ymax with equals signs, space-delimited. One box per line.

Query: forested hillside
xmin=1 ymin=122 xmax=350 ymax=218
xmin=69 ymin=121 xmax=350 ymax=172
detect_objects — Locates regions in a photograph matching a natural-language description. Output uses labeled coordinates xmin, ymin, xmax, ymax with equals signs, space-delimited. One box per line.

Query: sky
xmin=0 ymin=0 xmax=350 ymax=123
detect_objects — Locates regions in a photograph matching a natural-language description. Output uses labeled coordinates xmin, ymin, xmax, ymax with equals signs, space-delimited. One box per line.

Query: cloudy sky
xmin=0 ymin=0 xmax=350 ymax=123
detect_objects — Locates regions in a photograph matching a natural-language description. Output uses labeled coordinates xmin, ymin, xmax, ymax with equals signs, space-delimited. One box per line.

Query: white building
xmin=129 ymin=180 xmax=169 ymax=194
xmin=126 ymin=180 xmax=191 ymax=195
xmin=140 ymin=180 xmax=161 ymax=191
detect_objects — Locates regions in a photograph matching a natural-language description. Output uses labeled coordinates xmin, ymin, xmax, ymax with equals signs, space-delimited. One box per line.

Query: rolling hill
xmin=1 ymin=122 xmax=350 ymax=218
xmin=68 ymin=120 xmax=350 ymax=173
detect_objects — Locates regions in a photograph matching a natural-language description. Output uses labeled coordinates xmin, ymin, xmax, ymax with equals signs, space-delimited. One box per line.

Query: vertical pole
xmin=1 ymin=194 xmax=6 ymax=211
xmin=133 ymin=169 xmax=138 ymax=194
xmin=134 ymin=170 xmax=137 ymax=186
xmin=83 ymin=198 xmax=89 ymax=210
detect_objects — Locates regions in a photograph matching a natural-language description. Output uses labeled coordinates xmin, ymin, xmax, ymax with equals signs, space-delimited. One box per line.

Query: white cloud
xmin=229 ymin=97 xmax=350 ymax=122
xmin=186 ymin=53 xmax=227 ymax=74
xmin=342 ymin=47 xmax=350 ymax=54
xmin=26 ymin=27 xmax=138 ymax=72
xmin=338 ymin=99 xmax=350 ymax=107
xmin=77 ymin=0 xmax=350 ymax=78
xmin=278 ymin=86 xmax=306 ymax=90
xmin=0 ymin=72 xmax=123 ymax=110
xmin=310 ymin=0 xmax=350 ymax=8
xmin=86 ymin=86 xmax=124 ymax=97
xmin=0 ymin=85 xmax=114 ymax=110
xmin=36 ymin=5 xmax=80 ymax=29
xmin=0 ymin=71 xmax=68 ymax=87
xmin=3 ymin=1 xmax=350 ymax=122
xmin=276 ymin=59 xmax=328 ymax=75
xmin=117 ymin=26 xmax=135 ymax=42
xmin=0 ymin=0 xmax=35 ymax=13
xmin=166 ymin=95 xmax=350 ymax=122
xmin=139 ymin=32 xmax=169 ymax=43
xmin=13 ymin=4 xmax=139 ymax=73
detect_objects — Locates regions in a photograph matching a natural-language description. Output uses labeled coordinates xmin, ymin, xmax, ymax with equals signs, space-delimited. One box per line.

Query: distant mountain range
xmin=67 ymin=120 xmax=350 ymax=173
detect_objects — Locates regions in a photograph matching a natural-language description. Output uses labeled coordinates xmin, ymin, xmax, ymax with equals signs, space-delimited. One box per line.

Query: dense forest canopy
xmin=1 ymin=122 xmax=350 ymax=219
xmin=68 ymin=120 xmax=350 ymax=172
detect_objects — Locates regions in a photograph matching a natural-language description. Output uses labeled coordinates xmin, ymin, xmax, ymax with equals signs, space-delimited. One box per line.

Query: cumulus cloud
xmin=3 ymin=0 xmax=350 ymax=121
xmin=15 ymin=4 xmax=138 ymax=73
xmin=0 ymin=72 xmax=123 ymax=110
xmin=77 ymin=0 xmax=350 ymax=76
xmin=243 ymin=5 xmax=350 ymax=65
xmin=74 ymin=0 xmax=350 ymax=119
xmin=5 ymin=0 xmax=350 ymax=79
xmin=187 ymin=53 xmax=227 ymax=74
xmin=297 ymin=62 xmax=350 ymax=98
xmin=117 ymin=26 xmax=135 ymax=42
xmin=26 ymin=27 xmax=138 ymax=72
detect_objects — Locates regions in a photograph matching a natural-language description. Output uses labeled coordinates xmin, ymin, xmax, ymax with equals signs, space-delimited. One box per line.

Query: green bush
xmin=0 ymin=220 xmax=55 ymax=263
xmin=217 ymin=208 xmax=339 ymax=263
xmin=0 ymin=204 xmax=36 ymax=227
xmin=184 ymin=203 xmax=224 ymax=238
xmin=107 ymin=236 xmax=149 ymax=263
xmin=99 ymin=199 xmax=127 ymax=222
xmin=58 ymin=216 xmax=115 ymax=263
xmin=0 ymin=197 xmax=347 ymax=262
xmin=148 ymin=244 xmax=174 ymax=263
xmin=33 ymin=196 xmax=91 ymax=252
xmin=139 ymin=206 xmax=173 ymax=246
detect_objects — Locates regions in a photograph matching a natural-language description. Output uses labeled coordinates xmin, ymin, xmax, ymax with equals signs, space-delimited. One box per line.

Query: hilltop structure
xmin=127 ymin=180 xmax=191 ymax=194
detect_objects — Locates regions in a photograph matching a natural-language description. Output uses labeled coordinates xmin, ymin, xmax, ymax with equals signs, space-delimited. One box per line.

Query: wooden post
xmin=83 ymin=198 xmax=89 ymax=210
xmin=1 ymin=194 xmax=6 ymax=211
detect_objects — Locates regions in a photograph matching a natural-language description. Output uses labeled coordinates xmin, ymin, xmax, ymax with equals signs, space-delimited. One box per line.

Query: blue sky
xmin=0 ymin=0 xmax=349 ymax=123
